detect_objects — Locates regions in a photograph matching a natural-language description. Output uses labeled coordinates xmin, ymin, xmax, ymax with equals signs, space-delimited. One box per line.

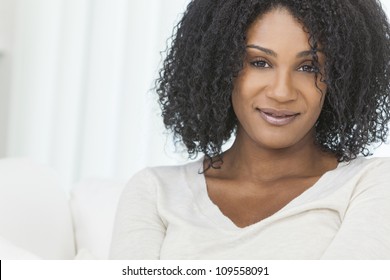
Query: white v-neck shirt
xmin=110 ymin=157 xmax=390 ymax=259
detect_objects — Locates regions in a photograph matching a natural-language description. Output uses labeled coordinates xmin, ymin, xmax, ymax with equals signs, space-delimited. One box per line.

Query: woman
xmin=110 ymin=0 xmax=390 ymax=259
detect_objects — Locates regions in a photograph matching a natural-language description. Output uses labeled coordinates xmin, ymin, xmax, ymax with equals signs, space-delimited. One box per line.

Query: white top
xmin=110 ymin=157 xmax=390 ymax=259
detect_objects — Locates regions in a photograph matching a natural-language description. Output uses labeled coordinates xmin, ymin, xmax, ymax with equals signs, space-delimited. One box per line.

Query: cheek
xmin=231 ymin=88 xmax=243 ymax=117
xmin=296 ymin=76 xmax=326 ymax=110
xmin=232 ymin=71 xmax=263 ymax=101
xmin=231 ymin=77 xmax=247 ymax=112
xmin=314 ymin=75 xmax=327 ymax=96
xmin=231 ymin=88 xmax=252 ymax=125
xmin=312 ymin=81 xmax=327 ymax=110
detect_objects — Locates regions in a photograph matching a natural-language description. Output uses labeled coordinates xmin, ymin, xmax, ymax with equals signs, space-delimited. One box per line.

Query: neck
xmin=219 ymin=130 xmax=337 ymax=182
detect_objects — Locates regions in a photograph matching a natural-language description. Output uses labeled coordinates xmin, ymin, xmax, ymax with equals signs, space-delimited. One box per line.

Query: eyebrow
xmin=246 ymin=44 xmax=319 ymax=58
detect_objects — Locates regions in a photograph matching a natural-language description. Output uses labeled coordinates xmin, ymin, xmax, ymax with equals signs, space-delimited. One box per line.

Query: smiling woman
xmin=110 ymin=0 xmax=390 ymax=260
xmin=232 ymin=8 xmax=328 ymax=152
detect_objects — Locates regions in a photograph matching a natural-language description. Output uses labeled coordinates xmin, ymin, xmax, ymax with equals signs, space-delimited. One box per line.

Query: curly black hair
xmin=156 ymin=0 xmax=390 ymax=162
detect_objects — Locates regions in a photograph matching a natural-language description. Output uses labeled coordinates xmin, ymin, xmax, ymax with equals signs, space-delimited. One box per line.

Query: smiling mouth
xmin=257 ymin=108 xmax=300 ymax=126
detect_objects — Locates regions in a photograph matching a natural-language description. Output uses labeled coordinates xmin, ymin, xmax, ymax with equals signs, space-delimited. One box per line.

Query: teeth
xmin=268 ymin=113 xmax=287 ymax=118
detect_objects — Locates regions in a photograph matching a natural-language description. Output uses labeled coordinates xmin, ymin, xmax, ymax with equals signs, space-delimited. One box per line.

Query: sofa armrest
xmin=70 ymin=178 xmax=125 ymax=259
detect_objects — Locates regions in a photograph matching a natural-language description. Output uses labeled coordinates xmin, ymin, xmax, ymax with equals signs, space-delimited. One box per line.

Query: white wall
xmin=0 ymin=0 xmax=190 ymax=188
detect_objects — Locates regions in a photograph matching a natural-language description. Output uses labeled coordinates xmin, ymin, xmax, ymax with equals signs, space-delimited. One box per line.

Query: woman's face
xmin=232 ymin=7 xmax=326 ymax=151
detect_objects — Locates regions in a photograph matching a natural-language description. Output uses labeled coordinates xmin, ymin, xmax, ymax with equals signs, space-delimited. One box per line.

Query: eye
xmin=298 ymin=63 xmax=319 ymax=73
xmin=250 ymin=59 xmax=271 ymax=68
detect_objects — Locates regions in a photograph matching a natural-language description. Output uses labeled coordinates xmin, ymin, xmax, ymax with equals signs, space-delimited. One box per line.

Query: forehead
xmin=246 ymin=8 xmax=312 ymax=53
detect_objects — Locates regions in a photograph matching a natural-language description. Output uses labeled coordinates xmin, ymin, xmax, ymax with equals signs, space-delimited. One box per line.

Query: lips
xmin=257 ymin=108 xmax=300 ymax=126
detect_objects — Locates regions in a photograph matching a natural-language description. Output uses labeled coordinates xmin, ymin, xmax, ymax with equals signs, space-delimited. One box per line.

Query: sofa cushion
xmin=0 ymin=158 xmax=75 ymax=259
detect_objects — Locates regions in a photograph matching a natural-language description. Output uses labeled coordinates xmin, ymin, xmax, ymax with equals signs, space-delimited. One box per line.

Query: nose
xmin=266 ymin=70 xmax=297 ymax=103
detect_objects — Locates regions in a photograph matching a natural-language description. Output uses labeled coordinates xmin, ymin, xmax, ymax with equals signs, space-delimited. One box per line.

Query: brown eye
xmin=250 ymin=60 xmax=271 ymax=68
xmin=298 ymin=64 xmax=319 ymax=73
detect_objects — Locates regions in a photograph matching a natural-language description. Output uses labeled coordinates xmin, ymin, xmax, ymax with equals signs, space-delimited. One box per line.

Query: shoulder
xmin=361 ymin=157 xmax=390 ymax=181
xmin=134 ymin=158 xmax=202 ymax=180
xmin=341 ymin=156 xmax=390 ymax=196
xmin=124 ymin=158 xmax=204 ymax=192
xmin=344 ymin=156 xmax=390 ymax=175
xmin=320 ymin=156 xmax=390 ymax=200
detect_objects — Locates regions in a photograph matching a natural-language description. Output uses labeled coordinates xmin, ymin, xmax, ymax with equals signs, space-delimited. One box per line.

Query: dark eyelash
xmin=300 ymin=64 xmax=319 ymax=73
xmin=250 ymin=59 xmax=270 ymax=68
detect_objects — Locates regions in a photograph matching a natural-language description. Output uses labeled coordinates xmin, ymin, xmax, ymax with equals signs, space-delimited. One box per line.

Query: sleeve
xmin=321 ymin=159 xmax=390 ymax=259
xmin=109 ymin=168 xmax=166 ymax=259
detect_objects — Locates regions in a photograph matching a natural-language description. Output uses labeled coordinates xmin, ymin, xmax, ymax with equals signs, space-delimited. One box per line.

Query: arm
xmin=109 ymin=168 xmax=166 ymax=259
xmin=321 ymin=159 xmax=390 ymax=259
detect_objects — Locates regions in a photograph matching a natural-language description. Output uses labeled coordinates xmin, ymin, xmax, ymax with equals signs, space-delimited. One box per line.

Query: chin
xmin=260 ymin=142 xmax=296 ymax=151
xmin=252 ymin=137 xmax=296 ymax=151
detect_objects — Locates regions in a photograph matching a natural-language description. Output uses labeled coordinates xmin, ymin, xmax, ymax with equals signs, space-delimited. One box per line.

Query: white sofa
xmin=0 ymin=158 xmax=126 ymax=260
